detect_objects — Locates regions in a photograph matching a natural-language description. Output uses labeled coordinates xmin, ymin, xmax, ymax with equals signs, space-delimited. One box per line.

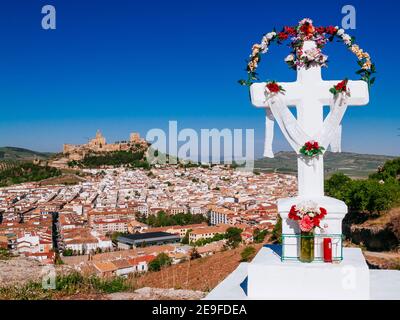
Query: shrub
xmin=148 ymin=253 xmax=172 ymax=272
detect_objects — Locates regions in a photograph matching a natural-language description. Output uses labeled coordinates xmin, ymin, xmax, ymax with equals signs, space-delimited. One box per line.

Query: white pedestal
xmin=247 ymin=247 xmax=370 ymax=300
xmin=278 ymin=196 xmax=347 ymax=260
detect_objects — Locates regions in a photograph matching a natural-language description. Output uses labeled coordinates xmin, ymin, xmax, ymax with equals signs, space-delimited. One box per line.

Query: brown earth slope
xmin=129 ymin=244 xmax=264 ymax=292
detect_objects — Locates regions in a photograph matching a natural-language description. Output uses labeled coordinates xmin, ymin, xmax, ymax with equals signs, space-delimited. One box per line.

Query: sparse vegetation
xmin=0 ymin=272 xmax=129 ymax=300
xmin=0 ymin=162 xmax=61 ymax=187
xmin=271 ymin=216 xmax=282 ymax=244
xmin=0 ymin=248 xmax=10 ymax=260
xmin=240 ymin=246 xmax=256 ymax=262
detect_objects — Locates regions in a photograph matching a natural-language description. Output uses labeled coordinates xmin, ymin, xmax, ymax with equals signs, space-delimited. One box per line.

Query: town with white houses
xmin=0 ymin=164 xmax=296 ymax=277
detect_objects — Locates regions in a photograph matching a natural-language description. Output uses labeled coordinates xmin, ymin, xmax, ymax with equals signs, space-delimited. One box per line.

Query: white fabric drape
xmin=262 ymin=92 xmax=348 ymax=158
xmin=264 ymin=109 xmax=275 ymax=158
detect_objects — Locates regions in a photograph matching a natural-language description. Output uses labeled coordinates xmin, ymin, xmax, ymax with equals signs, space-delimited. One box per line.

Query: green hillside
xmin=254 ymin=151 xmax=396 ymax=178
xmin=0 ymin=147 xmax=53 ymax=161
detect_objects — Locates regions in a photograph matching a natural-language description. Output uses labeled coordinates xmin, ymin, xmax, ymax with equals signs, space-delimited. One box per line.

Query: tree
xmin=148 ymin=253 xmax=172 ymax=272
xmin=181 ymin=229 xmax=192 ymax=244
xmin=225 ymin=227 xmax=242 ymax=248
xmin=240 ymin=246 xmax=256 ymax=262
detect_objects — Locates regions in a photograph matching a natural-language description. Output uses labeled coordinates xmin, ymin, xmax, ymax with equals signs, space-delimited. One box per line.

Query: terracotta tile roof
xmin=112 ymin=259 xmax=131 ymax=269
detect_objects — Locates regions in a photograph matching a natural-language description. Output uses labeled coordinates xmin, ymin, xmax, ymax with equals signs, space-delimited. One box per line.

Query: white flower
xmin=299 ymin=18 xmax=313 ymax=25
xmin=342 ymin=34 xmax=352 ymax=45
xmin=302 ymin=48 xmax=321 ymax=61
xmin=285 ymin=54 xmax=295 ymax=62
xmin=336 ymin=29 xmax=345 ymax=36
xmin=266 ymin=32 xmax=276 ymax=40
xmin=261 ymin=36 xmax=268 ymax=45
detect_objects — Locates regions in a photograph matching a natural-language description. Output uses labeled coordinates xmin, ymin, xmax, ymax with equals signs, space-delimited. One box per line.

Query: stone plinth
xmin=247 ymin=246 xmax=370 ymax=300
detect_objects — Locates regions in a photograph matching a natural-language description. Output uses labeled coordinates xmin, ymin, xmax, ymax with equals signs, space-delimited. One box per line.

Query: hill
xmin=254 ymin=151 xmax=396 ymax=178
xmin=0 ymin=147 xmax=53 ymax=161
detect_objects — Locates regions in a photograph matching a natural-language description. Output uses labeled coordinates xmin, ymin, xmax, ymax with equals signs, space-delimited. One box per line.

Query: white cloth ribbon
xmin=263 ymin=92 xmax=348 ymax=158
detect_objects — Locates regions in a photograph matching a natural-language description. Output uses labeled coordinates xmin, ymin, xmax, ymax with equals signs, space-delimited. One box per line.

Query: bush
xmin=241 ymin=246 xmax=256 ymax=262
xmin=253 ymin=228 xmax=268 ymax=243
xmin=0 ymin=248 xmax=10 ymax=260
xmin=62 ymin=248 xmax=74 ymax=256
xmin=148 ymin=253 xmax=172 ymax=272
xmin=325 ymin=162 xmax=400 ymax=215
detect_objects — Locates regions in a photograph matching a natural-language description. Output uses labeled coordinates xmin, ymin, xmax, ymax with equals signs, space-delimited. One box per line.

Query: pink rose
xmin=299 ymin=215 xmax=314 ymax=232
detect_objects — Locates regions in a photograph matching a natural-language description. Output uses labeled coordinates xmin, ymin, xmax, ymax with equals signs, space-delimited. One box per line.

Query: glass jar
xmin=300 ymin=231 xmax=314 ymax=263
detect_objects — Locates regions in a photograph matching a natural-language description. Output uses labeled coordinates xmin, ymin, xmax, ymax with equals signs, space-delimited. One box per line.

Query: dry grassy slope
xmin=130 ymin=244 xmax=264 ymax=292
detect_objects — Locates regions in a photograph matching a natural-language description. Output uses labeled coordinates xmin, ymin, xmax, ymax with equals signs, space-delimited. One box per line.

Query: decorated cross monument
xmin=239 ymin=18 xmax=376 ymax=299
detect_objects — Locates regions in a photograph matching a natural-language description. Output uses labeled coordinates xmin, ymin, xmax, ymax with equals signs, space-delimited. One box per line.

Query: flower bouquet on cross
xmin=288 ymin=200 xmax=327 ymax=263
xmin=299 ymin=140 xmax=325 ymax=157
xmin=265 ymin=81 xmax=285 ymax=95
xmin=330 ymin=78 xmax=351 ymax=97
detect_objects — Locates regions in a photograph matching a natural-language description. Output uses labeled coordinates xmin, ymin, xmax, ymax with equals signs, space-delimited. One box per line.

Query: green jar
xmin=300 ymin=231 xmax=314 ymax=263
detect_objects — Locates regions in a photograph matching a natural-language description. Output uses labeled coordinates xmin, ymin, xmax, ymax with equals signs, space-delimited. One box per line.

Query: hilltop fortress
xmin=63 ymin=130 xmax=147 ymax=161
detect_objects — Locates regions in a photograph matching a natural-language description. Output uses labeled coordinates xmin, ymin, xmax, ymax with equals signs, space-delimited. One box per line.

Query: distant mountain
xmin=0 ymin=147 xmax=53 ymax=161
xmin=254 ymin=151 xmax=397 ymax=178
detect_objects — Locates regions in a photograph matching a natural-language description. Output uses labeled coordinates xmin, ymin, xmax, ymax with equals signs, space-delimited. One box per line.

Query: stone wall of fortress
xmin=63 ymin=131 xmax=146 ymax=160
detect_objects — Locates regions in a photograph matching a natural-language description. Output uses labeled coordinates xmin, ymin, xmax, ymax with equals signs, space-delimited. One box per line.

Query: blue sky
xmin=0 ymin=0 xmax=398 ymax=156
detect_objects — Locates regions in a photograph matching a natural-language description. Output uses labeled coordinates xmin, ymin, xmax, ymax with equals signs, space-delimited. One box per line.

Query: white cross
xmin=249 ymin=41 xmax=369 ymax=198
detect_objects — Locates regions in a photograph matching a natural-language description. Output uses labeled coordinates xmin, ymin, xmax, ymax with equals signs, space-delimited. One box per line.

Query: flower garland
xmin=239 ymin=18 xmax=376 ymax=88
xmin=288 ymin=200 xmax=327 ymax=232
xmin=299 ymin=140 xmax=325 ymax=157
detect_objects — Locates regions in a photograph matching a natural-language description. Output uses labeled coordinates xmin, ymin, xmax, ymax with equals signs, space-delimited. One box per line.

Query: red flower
xmin=266 ymin=82 xmax=280 ymax=93
xmin=289 ymin=205 xmax=300 ymax=220
xmin=278 ymin=32 xmax=289 ymax=41
xmin=313 ymin=141 xmax=319 ymax=149
xmin=319 ymin=207 xmax=327 ymax=218
xmin=300 ymin=22 xmax=315 ymax=35
xmin=325 ymin=26 xmax=337 ymax=35
xmin=299 ymin=215 xmax=314 ymax=232
xmin=313 ymin=217 xmax=321 ymax=228
xmin=315 ymin=26 xmax=326 ymax=34
xmin=284 ymin=26 xmax=296 ymax=36
xmin=305 ymin=141 xmax=313 ymax=151
xmin=335 ymin=79 xmax=348 ymax=91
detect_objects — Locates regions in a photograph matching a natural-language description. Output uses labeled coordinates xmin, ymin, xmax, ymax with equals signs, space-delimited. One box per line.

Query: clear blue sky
xmin=0 ymin=0 xmax=398 ymax=156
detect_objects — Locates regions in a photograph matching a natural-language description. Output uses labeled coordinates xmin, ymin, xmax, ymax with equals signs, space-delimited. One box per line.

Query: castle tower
xmin=130 ymin=132 xmax=141 ymax=144
xmin=89 ymin=130 xmax=106 ymax=150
